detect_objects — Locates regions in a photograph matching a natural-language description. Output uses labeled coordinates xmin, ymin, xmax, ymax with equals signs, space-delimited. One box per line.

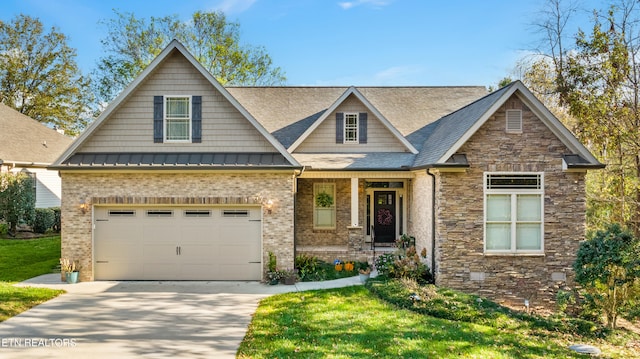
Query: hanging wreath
xmin=377 ymin=208 xmax=393 ymax=226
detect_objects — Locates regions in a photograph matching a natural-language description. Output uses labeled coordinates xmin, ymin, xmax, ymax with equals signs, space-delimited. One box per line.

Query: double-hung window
xmin=484 ymin=173 xmax=544 ymax=254
xmin=165 ymin=96 xmax=191 ymax=142
xmin=313 ymin=183 xmax=336 ymax=229
xmin=344 ymin=113 xmax=359 ymax=143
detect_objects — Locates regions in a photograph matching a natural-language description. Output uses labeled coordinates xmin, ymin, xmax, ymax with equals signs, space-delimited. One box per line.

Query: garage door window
xmin=109 ymin=210 xmax=136 ymax=217
xmin=184 ymin=210 xmax=211 ymax=217
xmin=223 ymin=209 xmax=249 ymax=217
xmin=147 ymin=210 xmax=173 ymax=217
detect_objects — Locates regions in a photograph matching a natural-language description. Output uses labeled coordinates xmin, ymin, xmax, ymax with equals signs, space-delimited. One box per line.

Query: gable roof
xmin=287 ymin=87 xmax=418 ymax=154
xmin=0 ymin=103 xmax=72 ymax=165
xmin=226 ymin=86 xmax=488 ymax=150
xmin=412 ymin=81 xmax=604 ymax=169
xmin=53 ymin=39 xmax=300 ymax=169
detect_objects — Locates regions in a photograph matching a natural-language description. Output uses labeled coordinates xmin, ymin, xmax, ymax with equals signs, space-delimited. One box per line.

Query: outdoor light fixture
xmin=265 ymin=199 xmax=274 ymax=214
xmin=79 ymin=200 xmax=89 ymax=214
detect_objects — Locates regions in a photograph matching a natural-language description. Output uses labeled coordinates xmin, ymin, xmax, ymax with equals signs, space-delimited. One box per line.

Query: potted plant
xmin=60 ymin=258 xmax=79 ymax=284
xmin=266 ymin=251 xmax=280 ymax=285
xmin=266 ymin=270 xmax=283 ymax=285
xmin=282 ymin=269 xmax=298 ymax=285
xmin=359 ymin=265 xmax=372 ymax=283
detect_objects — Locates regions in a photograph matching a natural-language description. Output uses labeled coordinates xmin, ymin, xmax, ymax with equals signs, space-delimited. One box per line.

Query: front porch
xmin=295 ymin=173 xmax=411 ymax=264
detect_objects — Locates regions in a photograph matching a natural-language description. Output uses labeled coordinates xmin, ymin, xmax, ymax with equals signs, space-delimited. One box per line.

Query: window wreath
xmin=377 ymin=208 xmax=393 ymax=226
xmin=315 ymin=192 xmax=334 ymax=207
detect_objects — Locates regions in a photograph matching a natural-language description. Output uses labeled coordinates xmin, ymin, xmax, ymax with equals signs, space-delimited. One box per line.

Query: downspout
xmin=426 ymin=168 xmax=436 ymax=282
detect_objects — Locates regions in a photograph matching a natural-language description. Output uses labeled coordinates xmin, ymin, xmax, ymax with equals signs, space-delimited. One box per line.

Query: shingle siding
xmin=78 ymin=52 xmax=277 ymax=153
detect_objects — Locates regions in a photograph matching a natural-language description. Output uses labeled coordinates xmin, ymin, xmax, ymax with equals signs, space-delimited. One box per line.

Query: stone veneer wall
xmin=434 ymin=95 xmax=587 ymax=308
xmin=60 ymin=171 xmax=295 ymax=281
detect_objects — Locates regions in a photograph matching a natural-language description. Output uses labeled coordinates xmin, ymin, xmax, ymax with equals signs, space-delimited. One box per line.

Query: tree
xmin=0 ymin=14 xmax=93 ymax=135
xmin=574 ymin=223 xmax=640 ymax=329
xmin=94 ymin=10 xmax=286 ymax=107
xmin=0 ymin=172 xmax=35 ymax=234
xmin=520 ymin=0 xmax=640 ymax=236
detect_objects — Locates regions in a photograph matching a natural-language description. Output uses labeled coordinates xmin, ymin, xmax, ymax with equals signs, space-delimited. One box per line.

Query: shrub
xmin=32 ymin=208 xmax=55 ymax=234
xmin=574 ymin=223 xmax=640 ymax=329
xmin=374 ymin=241 xmax=433 ymax=284
xmin=0 ymin=172 xmax=35 ymax=233
xmin=295 ymin=254 xmax=322 ymax=281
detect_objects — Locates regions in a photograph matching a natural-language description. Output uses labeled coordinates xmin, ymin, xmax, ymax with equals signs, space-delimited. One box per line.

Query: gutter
xmin=426 ymin=168 xmax=437 ymax=282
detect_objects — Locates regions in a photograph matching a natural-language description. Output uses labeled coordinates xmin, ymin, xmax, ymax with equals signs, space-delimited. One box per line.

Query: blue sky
xmin=2 ymin=0 xmax=601 ymax=87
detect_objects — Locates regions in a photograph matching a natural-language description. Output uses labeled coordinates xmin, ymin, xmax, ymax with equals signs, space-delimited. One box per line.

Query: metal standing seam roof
xmin=58 ymin=152 xmax=293 ymax=168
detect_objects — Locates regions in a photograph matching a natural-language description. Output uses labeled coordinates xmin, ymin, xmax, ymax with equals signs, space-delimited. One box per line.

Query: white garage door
xmin=94 ymin=206 xmax=262 ymax=280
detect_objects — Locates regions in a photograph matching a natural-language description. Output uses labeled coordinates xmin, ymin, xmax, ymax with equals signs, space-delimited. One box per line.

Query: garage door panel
xmin=142 ymin=263 xmax=179 ymax=280
xmin=95 ymin=206 xmax=262 ymax=280
xmin=95 ymin=261 xmax=143 ymax=280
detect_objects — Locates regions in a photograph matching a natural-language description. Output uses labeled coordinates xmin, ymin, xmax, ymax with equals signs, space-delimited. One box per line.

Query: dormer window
xmin=165 ymin=96 xmax=191 ymax=142
xmin=344 ymin=113 xmax=359 ymax=143
xmin=506 ymin=109 xmax=522 ymax=133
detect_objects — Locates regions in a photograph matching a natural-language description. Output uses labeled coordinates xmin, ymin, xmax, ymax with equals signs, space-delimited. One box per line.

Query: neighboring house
xmin=52 ymin=40 xmax=603 ymax=307
xmin=0 ymin=103 xmax=72 ymax=208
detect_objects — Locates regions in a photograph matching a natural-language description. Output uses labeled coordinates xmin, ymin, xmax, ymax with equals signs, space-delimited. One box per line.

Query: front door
xmin=373 ymin=191 xmax=396 ymax=243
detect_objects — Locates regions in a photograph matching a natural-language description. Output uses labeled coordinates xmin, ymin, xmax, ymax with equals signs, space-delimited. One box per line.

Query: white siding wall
xmin=80 ymin=51 xmax=277 ymax=153
xmin=296 ymin=95 xmax=408 ymax=153
xmin=10 ymin=167 xmax=61 ymax=208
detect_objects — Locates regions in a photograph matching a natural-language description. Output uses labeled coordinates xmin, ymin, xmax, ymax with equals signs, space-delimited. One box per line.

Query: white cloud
xmin=338 ymin=0 xmax=393 ymax=10
xmin=214 ymin=0 xmax=257 ymax=14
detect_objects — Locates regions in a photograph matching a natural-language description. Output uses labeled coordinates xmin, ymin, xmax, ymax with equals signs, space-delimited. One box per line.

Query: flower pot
xmin=359 ymin=273 xmax=370 ymax=283
xmin=269 ymin=279 xmax=279 ymax=285
xmin=61 ymin=271 xmax=67 ymax=282
xmin=284 ymin=276 xmax=296 ymax=285
xmin=66 ymin=271 xmax=79 ymax=284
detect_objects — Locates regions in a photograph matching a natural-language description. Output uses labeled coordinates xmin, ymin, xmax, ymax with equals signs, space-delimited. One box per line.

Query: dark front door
xmin=373 ymin=191 xmax=396 ymax=243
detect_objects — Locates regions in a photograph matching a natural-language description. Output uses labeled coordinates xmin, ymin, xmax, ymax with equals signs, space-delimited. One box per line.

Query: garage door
xmin=94 ymin=206 xmax=262 ymax=280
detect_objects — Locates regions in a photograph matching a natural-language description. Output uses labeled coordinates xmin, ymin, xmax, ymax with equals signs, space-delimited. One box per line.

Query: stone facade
xmin=433 ymin=95 xmax=585 ymax=308
xmin=60 ymin=171 xmax=295 ymax=281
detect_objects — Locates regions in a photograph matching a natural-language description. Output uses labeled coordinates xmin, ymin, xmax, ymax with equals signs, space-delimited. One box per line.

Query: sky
xmin=1 ymin=0 xmax=603 ymax=87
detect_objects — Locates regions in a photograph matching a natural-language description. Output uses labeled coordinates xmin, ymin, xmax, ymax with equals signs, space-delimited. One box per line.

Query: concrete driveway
xmin=0 ymin=274 xmax=364 ymax=358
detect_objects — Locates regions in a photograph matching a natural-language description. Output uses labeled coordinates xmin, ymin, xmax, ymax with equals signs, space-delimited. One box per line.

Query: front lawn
xmin=238 ymin=281 xmax=640 ymax=358
xmin=0 ymin=236 xmax=64 ymax=322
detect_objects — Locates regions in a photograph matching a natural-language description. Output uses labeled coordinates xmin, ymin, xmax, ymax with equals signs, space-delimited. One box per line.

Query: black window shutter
xmin=192 ymin=96 xmax=202 ymax=143
xmin=153 ymin=96 xmax=163 ymax=143
xmin=336 ymin=112 xmax=344 ymax=143
xmin=359 ymin=112 xmax=367 ymax=144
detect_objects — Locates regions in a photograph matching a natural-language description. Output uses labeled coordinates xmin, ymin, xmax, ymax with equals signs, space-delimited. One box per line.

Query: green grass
xmin=0 ymin=236 xmax=62 ymax=281
xmin=239 ymin=281 xmax=640 ymax=358
xmin=0 ymin=236 xmax=64 ymax=322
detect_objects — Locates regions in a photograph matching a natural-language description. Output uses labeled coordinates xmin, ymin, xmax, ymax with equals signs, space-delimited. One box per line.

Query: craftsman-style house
xmin=53 ymin=40 xmax=602 ymax=306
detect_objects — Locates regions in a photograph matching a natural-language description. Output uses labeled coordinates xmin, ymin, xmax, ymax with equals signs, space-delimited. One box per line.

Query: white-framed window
xmin=165 ymin=96 xmax=191 ymax=142
xmin=484 ymin=173 xmax=544 ymax=254
xmin=313 ymin=183 xmax=336 ymax=229
xmin=344 ymin=113 xmax=359 ymax=143
xmin=506 ymin=109 xmax=522 ymax=133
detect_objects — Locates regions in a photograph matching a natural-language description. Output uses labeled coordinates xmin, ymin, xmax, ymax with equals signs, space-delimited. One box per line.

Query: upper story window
xmin=506 ymin=109 xmax=522 ymax=133
xmin=335 ymin=112 xmax=367 ymax=145
xmin=344 ymin=113 xmax=359 ymax=143
xmin=484 ymin=173 xmax=544 ymax=254
xmin=165 ymin=96 xmax=191 ymax=142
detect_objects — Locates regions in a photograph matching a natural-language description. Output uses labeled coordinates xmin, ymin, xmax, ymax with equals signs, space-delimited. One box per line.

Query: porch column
xmin=350 ymin=177 xmax=359 ymax=226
